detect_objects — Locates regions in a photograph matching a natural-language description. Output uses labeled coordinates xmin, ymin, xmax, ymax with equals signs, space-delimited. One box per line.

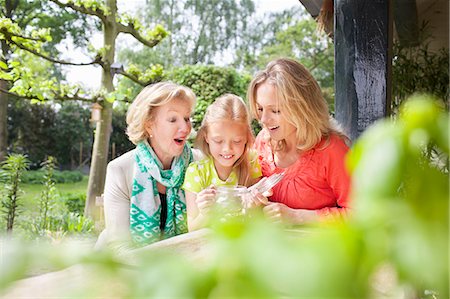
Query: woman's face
xmin=255 ymin=82 xmax=297 ymax=142
xmin=206 ymin=120 xmax=247 ymax=175
xmin=146 ymin=97 xmax=192 ymax=164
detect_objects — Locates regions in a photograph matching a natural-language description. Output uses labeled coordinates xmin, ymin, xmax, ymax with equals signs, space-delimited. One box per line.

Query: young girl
xmin=182 ymin=94 xmax=262 ymax=231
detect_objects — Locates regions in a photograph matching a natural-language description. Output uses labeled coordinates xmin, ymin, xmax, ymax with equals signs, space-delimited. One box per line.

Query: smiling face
xmin=255 ymin=82 xmax=297 ymax=143
xmin=206 ymin=120 xmax=248 ymax=178
xmin=145 ymin=97 xmax=192 ymax=167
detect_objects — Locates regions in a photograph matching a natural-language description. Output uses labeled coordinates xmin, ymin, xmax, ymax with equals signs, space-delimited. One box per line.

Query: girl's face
xmin=255 ymin=82 xmax=297 ymax=142
xmin=146 ymin=97 xmax=192 ymax=165
xmin=206 ymin=120 xmax=247 ymax=175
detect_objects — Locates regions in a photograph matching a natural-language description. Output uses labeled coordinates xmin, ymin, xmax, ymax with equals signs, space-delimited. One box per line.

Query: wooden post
xmin=334 ymin=0 xmax=393 ymax=141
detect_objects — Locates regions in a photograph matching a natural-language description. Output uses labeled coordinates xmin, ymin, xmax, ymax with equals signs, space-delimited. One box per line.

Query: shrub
xmin=62 ymin=193 xmax=86 ymax=215
xmin=169 ymin=65 xmax=251 ymax=131
xmin=23 ymin=212 xmax=94 ymax=239
xmin=22 ymin=170 xmax=83 ymax=184
xmin=61 ymin=213 xmax=94 ymax=234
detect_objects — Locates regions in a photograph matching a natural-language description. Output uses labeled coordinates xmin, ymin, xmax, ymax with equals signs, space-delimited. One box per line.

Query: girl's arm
xmin=185 ymin=187 xmax=216 ymax=231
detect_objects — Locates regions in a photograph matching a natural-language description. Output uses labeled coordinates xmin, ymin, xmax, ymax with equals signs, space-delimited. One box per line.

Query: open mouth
xmin=267 ymin=125 xmax=280 ymax=131
xmin=174 ymin=138 xmax=185 ymax=146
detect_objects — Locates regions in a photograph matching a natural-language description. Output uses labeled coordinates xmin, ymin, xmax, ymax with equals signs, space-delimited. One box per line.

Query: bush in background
xmin=169 ymin=65 xmax=250 ymax=131
xmin=62 ymin=193 xmax=86 ymax=215
xmin=22 ymin=170 xmax=83 ymax=184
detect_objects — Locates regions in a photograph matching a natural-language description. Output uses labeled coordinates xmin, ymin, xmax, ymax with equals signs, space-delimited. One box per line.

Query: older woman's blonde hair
xmin=126 ymin=82 xmax=196 ymax=144
xmin=195 ymin=94 xmax=256 ymax=187
xmin=247 ymin=58 xmax=345 ymax=152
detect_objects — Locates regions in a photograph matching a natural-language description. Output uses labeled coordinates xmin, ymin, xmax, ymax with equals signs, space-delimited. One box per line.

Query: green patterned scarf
xmin=130 ymin=140 xmax=192 ymax=246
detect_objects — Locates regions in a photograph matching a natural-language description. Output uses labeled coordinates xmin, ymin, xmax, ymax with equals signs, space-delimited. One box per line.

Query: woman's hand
xmin=263 ymin=202 xmax=318 ymax=224
xmin=195 ymin=185 xmax=216 ymax=216
xmin=244 ymin=188 xmax=272 ymax=209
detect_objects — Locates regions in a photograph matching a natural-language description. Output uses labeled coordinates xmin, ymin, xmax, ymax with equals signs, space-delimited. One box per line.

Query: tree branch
xmin=117 ymin=69 xmax=150 ymax=87
xmin=116 ymin=23 xmax=161 ymax=48
xmin=49 ymin=0 xmax=107 ymax=22
xmin=0 ymin=86 xmax=96 ymax=103
xmin=1 ymin=29 xmax=101 ymax=66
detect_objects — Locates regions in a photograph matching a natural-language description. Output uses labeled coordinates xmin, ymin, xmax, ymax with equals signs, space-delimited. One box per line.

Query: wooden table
xmin=1 ymin=229 xmax=212 ymax=298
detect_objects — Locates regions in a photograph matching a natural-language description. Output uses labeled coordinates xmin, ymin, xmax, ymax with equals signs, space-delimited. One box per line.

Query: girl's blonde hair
xmin=247 ymin=58 xmax=346 ymax=152
xmin=195 ymin=94 xmax=256 ymax=187
xmin=126 ymin=82 xmax=196 ymax=144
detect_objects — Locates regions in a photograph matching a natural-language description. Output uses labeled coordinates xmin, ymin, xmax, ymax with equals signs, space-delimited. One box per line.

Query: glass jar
xmin=214 ymin=186 xmax=250 ymax=218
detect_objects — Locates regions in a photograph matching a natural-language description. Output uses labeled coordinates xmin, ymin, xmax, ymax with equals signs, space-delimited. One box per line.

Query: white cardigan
xmin=95 ymin=148 xmax=203 ymax=249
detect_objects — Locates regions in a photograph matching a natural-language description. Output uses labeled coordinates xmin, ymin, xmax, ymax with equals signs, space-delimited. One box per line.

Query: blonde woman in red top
xmin=247 ymin=58 xmax=351 ymax=224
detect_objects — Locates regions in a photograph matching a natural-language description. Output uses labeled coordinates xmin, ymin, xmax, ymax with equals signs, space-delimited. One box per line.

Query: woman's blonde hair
xmin=247 ymin=58 xmax=345 ymax=152
xmin=195 ymin=94 xmax=256 ymax=187
xmin=126 ymin=82 xmax=196 ymax=145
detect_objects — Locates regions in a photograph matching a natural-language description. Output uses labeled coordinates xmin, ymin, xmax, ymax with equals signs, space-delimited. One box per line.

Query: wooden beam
xmin=334 ymin=0 xmax=393 ymax=141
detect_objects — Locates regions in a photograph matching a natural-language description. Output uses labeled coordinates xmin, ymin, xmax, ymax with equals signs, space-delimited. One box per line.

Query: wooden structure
xmin=299 ymin=0 xmax=449 ymax=140
xmin=1 ymin=229 xmax=212 ymax=298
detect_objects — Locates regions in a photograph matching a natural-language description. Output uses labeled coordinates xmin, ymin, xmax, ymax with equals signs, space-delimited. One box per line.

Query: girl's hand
xmin=263 ymin=202 xmax=317 ymax=224
xmin=196 ymin=185 xmax=216 ymax=215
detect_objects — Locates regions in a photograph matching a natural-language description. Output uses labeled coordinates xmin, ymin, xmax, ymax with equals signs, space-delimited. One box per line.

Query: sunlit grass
xmin=20 ymin=176 xmax=88 ymax=212
xmin=20 ymin=176 xmax=88 ymax=207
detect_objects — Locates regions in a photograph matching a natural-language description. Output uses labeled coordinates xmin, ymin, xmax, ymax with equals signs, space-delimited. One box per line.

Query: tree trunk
xmin=84 ymin=0 xmax=118 ymax=218
xmin=0 ymin=25 xmax=11 ymax=162
xmin=0 ymin=1 xmax=14 ymax=162
xmin=0 ymin=78 xmax=8 ymax=162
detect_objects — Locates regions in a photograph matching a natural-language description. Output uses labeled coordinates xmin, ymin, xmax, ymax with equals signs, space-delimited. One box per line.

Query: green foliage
xmin=244 ymin=8 xmax=335 ymax=106
xmin=347 ymin=95 xmax=449 ymax=296
xmin=392 ymin=42 xmax=449 ymax=113
xmin=1 ymin=94 xmax=447 ymax=298
xmin=52 ymin=102 xmax=93 ymax=169
xmin=127 ymin=0 xmax=255 ymax=66
xmin=110 ymin=106 xmax=134 ymax=158
xmin=169 ymin=65 xmax=250 ymax=130
xmin=37 ymin=156 xmax=57 ymax=232
xmin=7 ymin=97 xmax=57 ymax=167
xmin=7 ymin=100 xmax=93 ymax=169
xmin=21 ymin=170 xmax=83 ymax=184
xmin=62 ymin=193 xmax=86 ymax=215
xmin=61 ymin=212 xmax=93 ymax=234
xmin=24 ymin=212 xmax=94 ymax=239
xmin=0 ymin=153 xmax=29 ymax=232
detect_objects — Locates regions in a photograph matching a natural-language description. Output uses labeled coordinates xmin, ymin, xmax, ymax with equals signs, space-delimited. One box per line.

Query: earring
xmin=149 ymin=134 xmax=153 ymax=138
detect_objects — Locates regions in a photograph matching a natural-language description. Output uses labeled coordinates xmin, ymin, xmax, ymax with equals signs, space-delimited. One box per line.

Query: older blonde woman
xmin=247 ymin=58 xmax=351 ymax=225
xmin=96 ymin=82 xmax=202 ymax=249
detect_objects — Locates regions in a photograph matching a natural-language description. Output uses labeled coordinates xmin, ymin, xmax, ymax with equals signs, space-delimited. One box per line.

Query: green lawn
xmin=20 ymin=176 xmax=89 ymax=214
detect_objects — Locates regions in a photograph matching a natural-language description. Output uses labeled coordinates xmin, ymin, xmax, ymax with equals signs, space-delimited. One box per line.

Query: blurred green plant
xmin=61 ymin=212 xmax=94 ymax=234
xmin=21 ymin=170 xmax=84 ymax=184
xmin=392 ymin=27 xmax=449 ymax=114
xmin=0 ymin=95 xmax=447 ymax=298
xmin=37 ymin=156 xmax=57 ymax=232
xmin=0 ymin=154 xmax=29 ymax=233
xmin=23 ymin=212 xmax=94 ymax=241
xmin=63 ymin=193 xmax=87 ymax=215
xmin=348 ymin=94 xmax=449 ymax=297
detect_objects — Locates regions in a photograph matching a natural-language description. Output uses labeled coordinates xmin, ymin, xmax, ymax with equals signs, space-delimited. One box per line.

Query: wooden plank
xmin=334 ymin=0 xmax=393 ymax=141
